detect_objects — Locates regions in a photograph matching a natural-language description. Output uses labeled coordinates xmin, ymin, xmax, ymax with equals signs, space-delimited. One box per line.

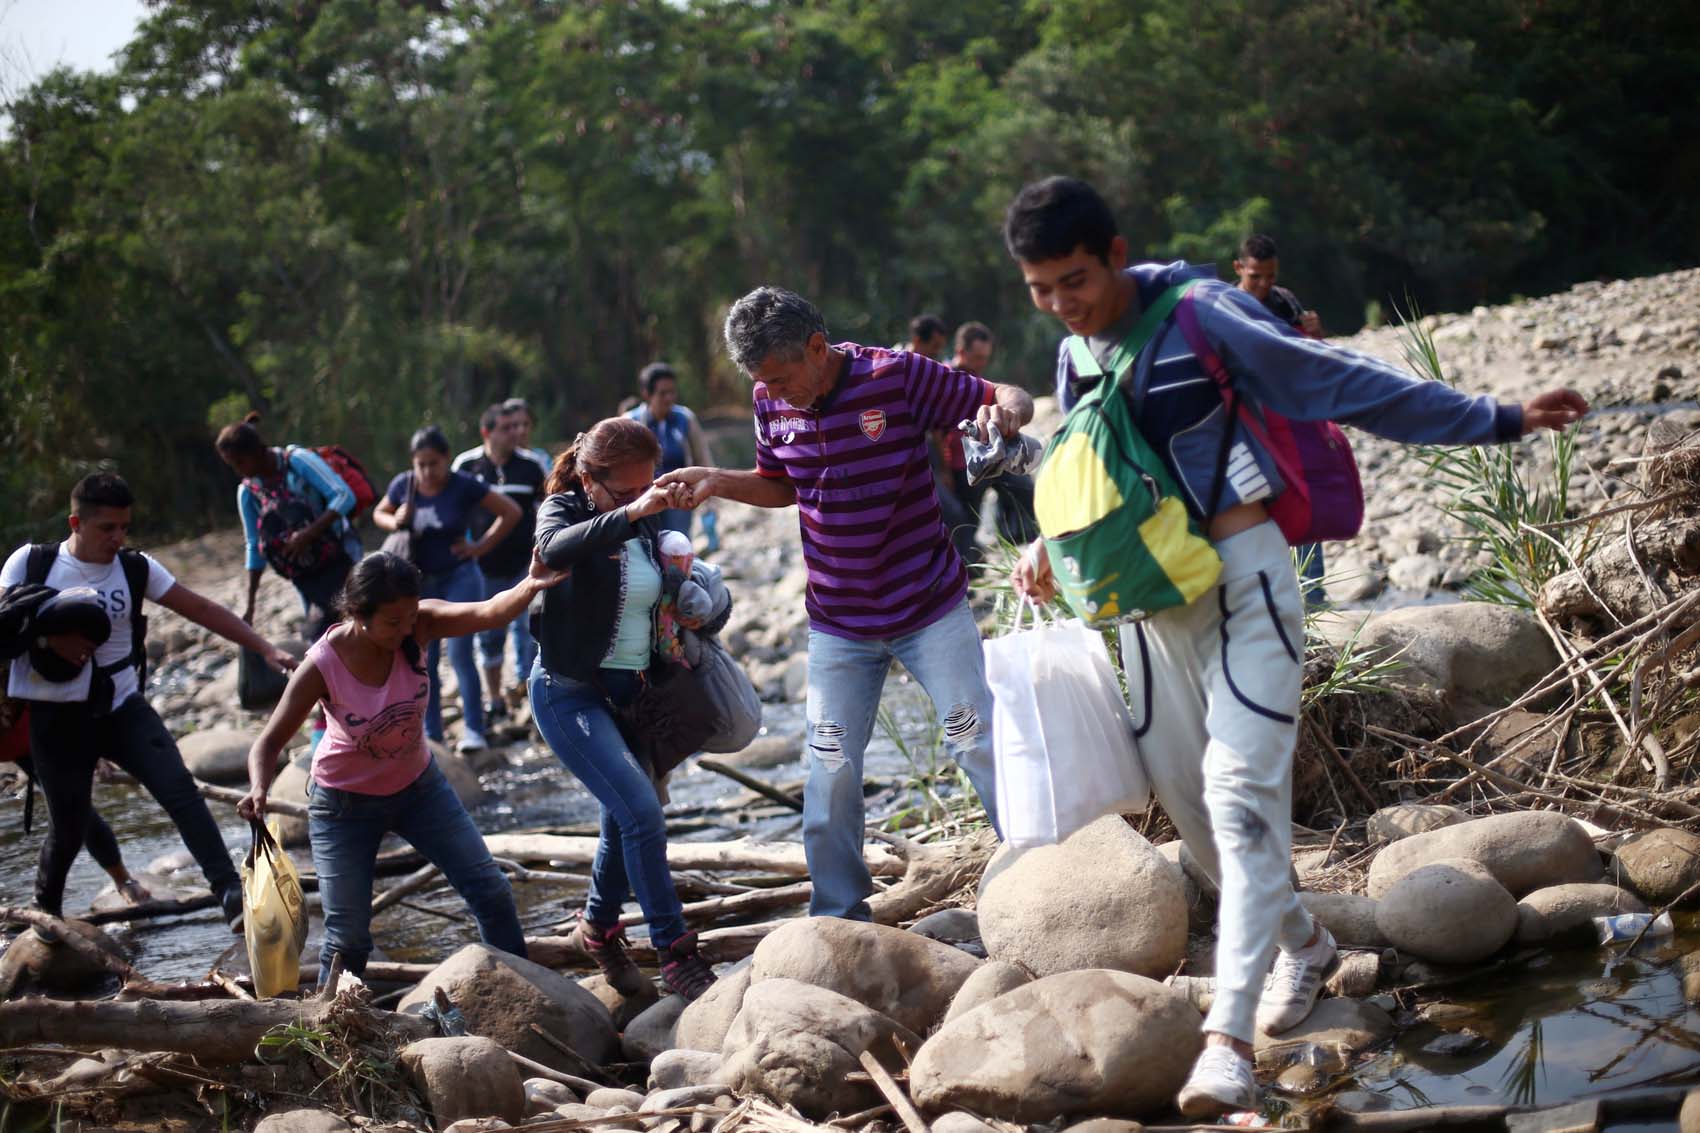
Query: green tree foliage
xmin=1 ymin=0 xmax=1695 ymax=538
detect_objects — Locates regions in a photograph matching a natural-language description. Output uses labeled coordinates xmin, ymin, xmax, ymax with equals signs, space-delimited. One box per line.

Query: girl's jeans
xmin=308 ymin=757 xmax=523 ymax=985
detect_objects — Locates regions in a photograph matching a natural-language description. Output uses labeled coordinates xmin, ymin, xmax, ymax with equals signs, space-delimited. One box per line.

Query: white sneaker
xmin=456 ymin=729 xmax=488 ymax=754
xmin=1176 ymin=1045 xmax=1259 ymax=1118
xmin=1256 ymin=925 xmax=1337 ymax=1034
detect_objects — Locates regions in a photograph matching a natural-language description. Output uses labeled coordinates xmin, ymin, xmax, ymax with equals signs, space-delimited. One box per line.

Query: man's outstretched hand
xmin=1522 ymin=389 xmax=1588 ymax=434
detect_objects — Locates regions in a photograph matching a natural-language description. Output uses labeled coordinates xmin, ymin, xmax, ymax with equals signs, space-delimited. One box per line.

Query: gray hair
xmin=723 ymin=286 xmax=827 ymax=374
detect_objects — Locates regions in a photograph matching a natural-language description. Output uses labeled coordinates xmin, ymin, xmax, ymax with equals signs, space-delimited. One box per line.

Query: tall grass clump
xmin=1401 ymin=301 xmax=1587 ymax=608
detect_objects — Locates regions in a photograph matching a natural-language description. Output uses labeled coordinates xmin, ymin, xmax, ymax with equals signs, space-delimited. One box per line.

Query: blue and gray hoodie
xmin=1055 ymin=261 xmax=1524 ymax=521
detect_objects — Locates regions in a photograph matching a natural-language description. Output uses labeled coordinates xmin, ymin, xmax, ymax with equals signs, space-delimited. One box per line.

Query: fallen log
xmin=0 ymin=996 xmax=433 ymax=1063
xmin=482 ymin=834 xmax=905 ymax=878
xmin=82 ymin=894 xmax=221 ymax=926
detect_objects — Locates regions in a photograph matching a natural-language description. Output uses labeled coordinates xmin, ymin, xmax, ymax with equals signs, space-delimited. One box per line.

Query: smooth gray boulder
xmin=932 ymin=1115 xmax=999 ymax=1133
xmin=1300 ymin=892 xmax=1388 ymax=949
xmin=978 ymin=816 xmax=1186 ymax=979
xmin=1376 ymin=859 xmax=1517 ymax=964
xmin=1255 ymin=997 xmax=1395 ymax=1062
xmin=177 ymin=727 xmax=260 ymax=784
xmin=622 ymin=994 xmax=686 ymax=1062
xmin=720 ymin=978 xmax=918 ymax=1119
xmin=399 ymin=1036 xmax=525 ymax=1127
xmin=1515 ymin=883 xmax=1647 ymax=945
xmin=674 ymin=958 xmax=752 ymax=1053
xmin=750 ymin=917 xmax=980 ymax=1035
xmin=943 ymin=960 xmax=1033 ymax=1024
xmin=1367 ymin=803 xmax=1468 ymax=844
xmin=253 ymin=1112 xmax=353 ymax=1133
xmin=908 ymin=908 xmax=980 ymax=945
xmin=910 ymin=969 xmax=1201 ymax=1122
xmin=523 ymin=1079 xmax=578 ymax=1117
xmin=398 ymin=944 xmax=617 ymax=1072
xmin=649 ymin=1048 xmax=725 ymax=1091
xmin=1366 ymin=811 xmax=1602 ymax=898
xmin=1352 ymin=602 xmax=1560 ymax=716
xmin=1614 ymin=828 xmax=1700 ymax=904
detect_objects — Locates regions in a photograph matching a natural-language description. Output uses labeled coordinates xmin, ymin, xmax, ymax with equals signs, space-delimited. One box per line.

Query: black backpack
xmin=24 ymin=542 xmax=151 ymax=709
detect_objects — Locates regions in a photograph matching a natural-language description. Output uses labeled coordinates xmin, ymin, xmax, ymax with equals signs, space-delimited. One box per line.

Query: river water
xmin=0 ymin=679 xmax=944 ymax=981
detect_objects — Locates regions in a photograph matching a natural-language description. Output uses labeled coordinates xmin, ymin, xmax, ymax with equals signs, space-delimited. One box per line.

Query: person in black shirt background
xmin=452 ymin=403 xmax=550 ymax=721
xmin=1235 ymin=233 xmax=1328 ymax=605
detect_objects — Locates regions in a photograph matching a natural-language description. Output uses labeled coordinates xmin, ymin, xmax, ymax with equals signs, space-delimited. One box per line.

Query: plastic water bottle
xmin=1593 ymin=911 xmax=1674 ymax=945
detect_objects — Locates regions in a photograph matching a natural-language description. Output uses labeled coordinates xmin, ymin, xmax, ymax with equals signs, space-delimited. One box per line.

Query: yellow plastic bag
xmin=243 ymin=818 xmax=308 ymax=998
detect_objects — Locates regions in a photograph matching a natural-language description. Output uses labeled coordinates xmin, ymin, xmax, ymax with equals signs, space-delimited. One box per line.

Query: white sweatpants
xmin=1119 ymin=520 xmax=1315 ymax=1044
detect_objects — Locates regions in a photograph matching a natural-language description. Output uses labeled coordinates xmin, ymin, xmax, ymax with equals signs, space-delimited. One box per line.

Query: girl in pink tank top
xmin=235 ymin=550 xmax=567 ymax=986
xmin=307 ymin=630 xmax=432 ymax=796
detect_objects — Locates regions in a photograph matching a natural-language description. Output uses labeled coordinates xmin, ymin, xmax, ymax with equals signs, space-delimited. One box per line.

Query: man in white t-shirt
xmin=0 ymin=473 xmax=296 ymax=934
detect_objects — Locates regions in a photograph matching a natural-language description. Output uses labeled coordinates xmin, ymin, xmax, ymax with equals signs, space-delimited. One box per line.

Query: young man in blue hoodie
xmin=1004 ymin=177 xmax=1586 ymax=1117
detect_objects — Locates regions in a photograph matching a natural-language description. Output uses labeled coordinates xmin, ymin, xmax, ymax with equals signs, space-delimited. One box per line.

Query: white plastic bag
xmin=985 ymin=602 xmax=1148 ymax=848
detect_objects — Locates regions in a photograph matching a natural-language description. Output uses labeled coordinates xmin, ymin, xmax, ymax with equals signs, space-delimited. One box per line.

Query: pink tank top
xmin=308 ymin=628 xmax=432 ymax=796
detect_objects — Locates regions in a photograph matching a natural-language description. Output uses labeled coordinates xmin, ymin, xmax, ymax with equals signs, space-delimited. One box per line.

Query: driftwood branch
xmin=857 ymin=1051 xmax=927 ymax=1133
xmin=696 ymin=758 xmax=804 ymax=810
xmin=482 ymin=834 xmax=905 ymax=878
xmin=197 ymin=781 xmax=309 ymax=820
xmin=0 ymin=996 xmax=432 ymax=1063
xmin=371 ymin=863 xmax=441 ymax=916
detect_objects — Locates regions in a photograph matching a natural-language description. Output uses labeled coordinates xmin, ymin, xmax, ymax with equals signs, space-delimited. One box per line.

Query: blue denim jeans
xmin=528 ymin=663 xmax=687 ymax=951
xmin=420 ymin=560 xmax=485 ymax=740
xmin=307 ymin=758 xmax=523 ymax=985
xmin=804 ymin=598 xmax=1000 ymax=919
xmin=475 ymin=568 xmax=538 ymax=684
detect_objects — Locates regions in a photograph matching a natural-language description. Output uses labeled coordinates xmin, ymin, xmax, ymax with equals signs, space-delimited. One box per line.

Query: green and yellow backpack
xmin=1033 ymin=281 xmax=1221 ymax=626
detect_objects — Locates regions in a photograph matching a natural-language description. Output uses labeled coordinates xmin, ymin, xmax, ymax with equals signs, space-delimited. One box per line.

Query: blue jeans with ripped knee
xmin=527 ymin=663 xmax=688 ymax=951
xmin=803 ymin=598 xmax=1000 ymax=920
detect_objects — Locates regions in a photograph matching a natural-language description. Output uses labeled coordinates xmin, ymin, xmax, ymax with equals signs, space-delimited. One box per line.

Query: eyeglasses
xmin=595 ymin=478 xmax=648 ymax=507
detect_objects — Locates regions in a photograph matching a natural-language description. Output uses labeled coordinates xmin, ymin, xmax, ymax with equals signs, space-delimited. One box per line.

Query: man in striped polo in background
xmin=661 ymin=286 xmax=1033 ymax=919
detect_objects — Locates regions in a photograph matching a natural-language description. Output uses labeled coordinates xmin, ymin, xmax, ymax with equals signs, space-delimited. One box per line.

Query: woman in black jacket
xmin=530 ymin=416 xmax=716 ymax=1000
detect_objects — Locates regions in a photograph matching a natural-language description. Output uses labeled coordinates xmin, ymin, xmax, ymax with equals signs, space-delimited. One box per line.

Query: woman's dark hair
xmin=337 ymin=552 xmax=426 ymax=671
xmin=215 ymin=411 xmax=266 ymax=457
xmin=639 ymin=362 xmax=677 ymax=396
xmin=410 ymin=425 xmax=450 ymax=456
xmin=544 ymin=416 xmax=661 ymax=496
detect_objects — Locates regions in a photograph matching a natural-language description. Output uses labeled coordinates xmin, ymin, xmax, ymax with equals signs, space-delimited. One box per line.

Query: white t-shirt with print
xmin=0 ymin=542 xmax=177 ymax=706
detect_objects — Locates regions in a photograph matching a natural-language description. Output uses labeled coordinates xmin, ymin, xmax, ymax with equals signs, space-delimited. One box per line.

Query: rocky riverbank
xmin=6 ymin=267 xmax=1700 ymax=1131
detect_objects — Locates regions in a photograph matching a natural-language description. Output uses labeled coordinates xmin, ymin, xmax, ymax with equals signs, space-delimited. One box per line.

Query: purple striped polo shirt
xmin=753 ymin=343 xmax=994 ymax=640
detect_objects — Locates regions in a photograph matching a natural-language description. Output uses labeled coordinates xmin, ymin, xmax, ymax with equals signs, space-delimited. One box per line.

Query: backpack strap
xmin=1174 ymin=292 xmax=1306 ymax=522
xmin=23 ymin=543 xmax=58 ymax=587
xmin=116 ymin=548 xmax=150 ymax=683
xmin=1063 ymin=280 xmax=1198 ymax=385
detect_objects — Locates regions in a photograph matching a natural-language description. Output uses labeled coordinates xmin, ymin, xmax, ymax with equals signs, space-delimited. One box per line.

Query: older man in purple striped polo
xmin=661 ymin=286 xmax=1033 ymax=919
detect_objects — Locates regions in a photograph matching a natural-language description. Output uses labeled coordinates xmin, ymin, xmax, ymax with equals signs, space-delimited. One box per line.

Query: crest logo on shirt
xmin=859 ymin=409 xmax=887 ymax=442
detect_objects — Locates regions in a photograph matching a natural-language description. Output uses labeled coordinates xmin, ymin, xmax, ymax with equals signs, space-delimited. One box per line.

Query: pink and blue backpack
xmin=1171 ymin=285 xmax=1364 ymax=544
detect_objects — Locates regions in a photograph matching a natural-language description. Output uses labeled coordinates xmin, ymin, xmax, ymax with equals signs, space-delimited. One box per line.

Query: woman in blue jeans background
xmin=373 ymin=426 xmax=520 ymax=753
xmin=530 ymin=416 xmax=716 ymax=1001
xmin=237 ymin=551 xmax=565 ymax=985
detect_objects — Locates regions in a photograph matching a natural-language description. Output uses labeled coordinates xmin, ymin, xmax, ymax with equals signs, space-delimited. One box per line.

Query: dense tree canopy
xmin=2 ymin=0 xmax=1695 ymax=539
